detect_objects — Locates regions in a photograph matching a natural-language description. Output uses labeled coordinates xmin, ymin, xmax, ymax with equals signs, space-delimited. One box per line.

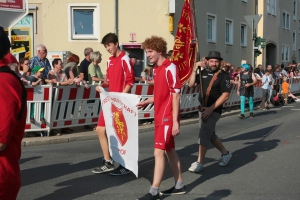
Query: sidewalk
xmin=22 ymin=108 xmax=243 ymax=147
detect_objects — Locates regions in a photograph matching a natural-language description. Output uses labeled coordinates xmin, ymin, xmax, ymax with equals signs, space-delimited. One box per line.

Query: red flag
xmin=170 ymin=0 xmax=197 ymax=86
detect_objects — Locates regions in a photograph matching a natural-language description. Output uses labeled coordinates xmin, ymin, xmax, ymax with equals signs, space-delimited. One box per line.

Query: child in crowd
xmin=29 ymin=66 xmax=46 ymax=136
xmin=281 ymin=77 xmax=289 ymax=106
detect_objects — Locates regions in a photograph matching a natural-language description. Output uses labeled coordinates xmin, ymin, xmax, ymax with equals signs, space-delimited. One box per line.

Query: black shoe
xmin=109 ymin=165 xmax=131 ymax=176
xmin=92 ymin=161 xmax=114 ymax=174
xmin=159 ymin=186 xmax=186 ymax=196
xmin=250 ymin=112 xmax=254 ymax=118
xmin=239 ymin=114 xmax=245 ymax=119
xmin=136 ymin=193 xmax=160 ymax=200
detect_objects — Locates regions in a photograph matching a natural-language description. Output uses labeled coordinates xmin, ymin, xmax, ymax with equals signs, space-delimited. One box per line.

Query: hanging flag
xmin=170 ymin=0 xmax=197 ymax=86
xmin=99 ymin=87 xmax=140 ymax=177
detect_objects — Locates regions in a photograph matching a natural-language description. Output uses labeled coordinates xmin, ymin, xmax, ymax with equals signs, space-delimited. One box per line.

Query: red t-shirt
xmin=106 ymin=51 xmax=134 ymax=92
xmin=0 ymin=61 xmax=27 ymax=197
xmin=153 ymin=59 xmax=181 ymax=125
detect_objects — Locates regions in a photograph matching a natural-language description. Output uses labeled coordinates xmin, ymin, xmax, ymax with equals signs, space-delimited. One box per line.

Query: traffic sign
xmin=244 ymin=14 xmax=262 ymax=30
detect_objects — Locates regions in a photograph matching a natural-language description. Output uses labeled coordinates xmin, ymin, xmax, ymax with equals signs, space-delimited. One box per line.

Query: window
xmin=282 ymin=45 xmax=290 ymax=62
xmin=298 ymin=49 xmax=300 ymax=62
xmin=68 ymin=4 xmax=100 ymax=40
xmin=207 ymin=13 xmax=216 ymax=43
xmin=241 ymin=23 xmax=247 ymax=47
xmin=293 ymin=0 xmax=297 ymax=20
xmin=225 ymin=19 xmax=233 ymax=45
xmin=293 ymin=31 xmax=296 ymax=51
xmin=267 ymin=0 xmax=276 ymax=16
xmin=283 ymin=11 xmax=290 ymax=30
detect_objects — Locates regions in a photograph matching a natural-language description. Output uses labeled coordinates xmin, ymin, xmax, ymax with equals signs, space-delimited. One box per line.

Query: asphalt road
xmin=18 ymin=103 xmax=300 ymax=200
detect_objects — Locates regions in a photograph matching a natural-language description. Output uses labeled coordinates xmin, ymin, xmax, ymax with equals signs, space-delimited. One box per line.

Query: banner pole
xmin=191 ymin=0 xmax=203 ymax=126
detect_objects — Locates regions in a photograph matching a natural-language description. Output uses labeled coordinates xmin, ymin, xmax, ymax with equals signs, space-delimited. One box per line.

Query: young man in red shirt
xmin=137 ymin=36 xmax=186 ymax=200
xmin=93 ymin=33 xmax=135 ymax=176
xmin=0 ymin=26 xmax=27 ymax=200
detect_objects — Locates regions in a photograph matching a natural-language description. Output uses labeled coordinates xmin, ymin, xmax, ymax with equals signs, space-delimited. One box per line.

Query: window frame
xmin=282 ymin=45 xmax=290 ymax=62
xmin=293 ymin=0 xmax=297 ymax=21
xmin=207 ymin=13 xmax=217 ymax=43
xmin=293 ymin=31 xmax=296 ymax=51
xmin=282 ymin=10 xmax=290 ymax=30
xmin=267 ymin=0 xmax=276 ymax=16
xmin=68 ymin=3 xmax=100 ymax=41
xmin=240 ymin=23 xmax=247 ymax=47
xmin=225 ymin=18 xmax=233 ymax=45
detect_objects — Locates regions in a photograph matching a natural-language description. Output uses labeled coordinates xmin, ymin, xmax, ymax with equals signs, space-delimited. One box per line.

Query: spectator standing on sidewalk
xmin=0 ymin=26 xmax=27 ymax=200
xmin=88 ymin=51 xmax=105 ymax=84
xmin=137 ymin=36 xmax=186 ymax=200
xmin=48 ymin=58 xmax=74 ymax=136
xmin=257 ymin=64 xmax=264 ymax=76
xmin=237 ymin=63 xmax=257 ymax=119
xmin=266 ymin=65 xmax=275 ymax=107
xmin=259 ymin=70 xmax=271 ymax=110
xmin=79 ymin=47 xmax=93 ymax=82
xmin=280 ymin=64 xmax=288 ymax=77
xmin=29 ymin=44 xmax=52 ymax=84
xmin=187 ymin=51 xmax=232 ymax=173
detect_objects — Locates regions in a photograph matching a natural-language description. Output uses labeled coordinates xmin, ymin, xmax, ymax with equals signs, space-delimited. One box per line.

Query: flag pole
xmin=190 ymin=0 xmax=203 ymax=126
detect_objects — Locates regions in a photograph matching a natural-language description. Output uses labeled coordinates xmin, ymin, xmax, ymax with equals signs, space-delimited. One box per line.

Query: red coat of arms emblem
xmin=111 ymin=102 xmax=128 ymax=146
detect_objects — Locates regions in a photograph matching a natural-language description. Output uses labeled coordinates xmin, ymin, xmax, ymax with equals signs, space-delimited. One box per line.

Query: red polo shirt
xmin=106 ymin=51 xmax=134 ymax=92
xmin=153 ymin=59 xmax=181 ymax=125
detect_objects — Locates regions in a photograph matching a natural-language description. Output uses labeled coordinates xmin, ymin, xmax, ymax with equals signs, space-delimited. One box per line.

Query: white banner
xmin=99 ymin=87 xmax=140 ymax=177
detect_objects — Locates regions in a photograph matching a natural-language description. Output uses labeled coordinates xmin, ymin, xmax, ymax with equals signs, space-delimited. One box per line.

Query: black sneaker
xmin=136 ymin=193 xmax=160 ymax=200
xmin=250 ymin=112 xmax=254 ymax=118
xmin=159 ymin=186 xmax=186 ymax=196
xmin=109 ymin=165 xmax=131 ymax=176
xmin=92 ymin=161 xmax=114 ymax=174
xmin=239 ymin=114 xmax=245 ymax=119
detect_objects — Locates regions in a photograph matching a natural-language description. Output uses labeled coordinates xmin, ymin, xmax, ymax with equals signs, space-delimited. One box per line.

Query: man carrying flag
xmin=137 ymin=36 xmax=186 ymax=200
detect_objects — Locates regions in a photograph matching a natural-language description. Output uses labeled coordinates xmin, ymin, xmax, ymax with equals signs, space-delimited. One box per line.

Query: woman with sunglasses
xmin=18 ymin=58 xmax=31 ymax=85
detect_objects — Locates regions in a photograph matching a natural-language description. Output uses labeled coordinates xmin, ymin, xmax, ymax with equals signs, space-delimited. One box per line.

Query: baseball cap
xmin=32 ymin=66 xmax=44 ymax=73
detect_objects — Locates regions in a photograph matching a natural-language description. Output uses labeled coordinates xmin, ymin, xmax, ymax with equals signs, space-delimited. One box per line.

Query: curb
xmin=22 ymin=109 xmax=242 ymax=147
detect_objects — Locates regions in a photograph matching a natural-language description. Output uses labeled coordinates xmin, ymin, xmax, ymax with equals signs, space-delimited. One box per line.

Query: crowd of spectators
xmin=5 ymin=44 xmax=300 ymax=135
xmin=221 ymin=61 xmax=300 ymax=111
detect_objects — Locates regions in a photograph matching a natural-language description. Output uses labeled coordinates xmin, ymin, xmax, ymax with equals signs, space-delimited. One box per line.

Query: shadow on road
xmin=19 ymin=156 xmax=42 ymax=165
xmin=21 ymin=124 xmax=281 ymax=200
xmin=183 ymin=124 xmax=281 ymax=195
xmin=194 ymin=189 xmax=232 ymax=200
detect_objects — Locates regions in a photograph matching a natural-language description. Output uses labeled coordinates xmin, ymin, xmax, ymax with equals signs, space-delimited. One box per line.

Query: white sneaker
xmin=219 ymin=152 xmax=232 ymax=167
xmin=188 ymin=162 xmax=203 ymax=172
xmin=295 ymin=99 xmax=300 ymax=102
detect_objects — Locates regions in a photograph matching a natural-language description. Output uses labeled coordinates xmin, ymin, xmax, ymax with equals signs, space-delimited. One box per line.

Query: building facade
xmin=260 ymin=0 xmax=300 ymax=67
xmin=173 ymin=0 xmax=300 ymax=68
xmin=8 ymin=0 xmax=174 ymax=74
xmin=6 ymin=0 xmax=300 ymax=71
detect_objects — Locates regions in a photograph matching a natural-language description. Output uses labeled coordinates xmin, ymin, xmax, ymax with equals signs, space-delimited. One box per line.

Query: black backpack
xmin=0 ymin=66 xmax=27 ymax=120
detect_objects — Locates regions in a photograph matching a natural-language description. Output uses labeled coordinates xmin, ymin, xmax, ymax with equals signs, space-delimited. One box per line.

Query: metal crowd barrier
xmin=24 ymin=78 xmax=300 ymax=136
